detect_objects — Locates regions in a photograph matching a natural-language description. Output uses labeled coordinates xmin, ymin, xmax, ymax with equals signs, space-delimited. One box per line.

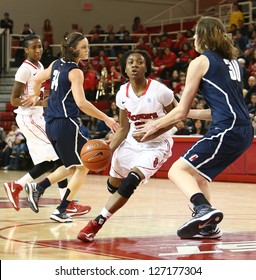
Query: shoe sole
xmin=50 ymin=215 xmax=73 ymax=223
xmin=177 ymin=210 xmax=223 ymax=238
xmin=192 ymin=230 xmax=223 ymax=239
xmin=24 ymin=184 xmax=39 ymax=213
xmin=3 ymin=183 xmax=20 ymax=211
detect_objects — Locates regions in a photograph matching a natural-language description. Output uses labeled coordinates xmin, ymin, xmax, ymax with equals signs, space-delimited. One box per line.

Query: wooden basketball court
xmin=0 ymin=169 xmax=256 ymax=260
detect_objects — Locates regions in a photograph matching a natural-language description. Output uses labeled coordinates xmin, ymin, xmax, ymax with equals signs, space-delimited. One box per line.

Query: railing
xmin=0 ymin=28 xmax=10 ymax=75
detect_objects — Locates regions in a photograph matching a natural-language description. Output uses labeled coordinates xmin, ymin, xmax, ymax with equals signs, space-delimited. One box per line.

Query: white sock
xmin=16 ymin=173 xmax=33 ymax=187
xmin=100 ymin=207 xmax=112 ymax=220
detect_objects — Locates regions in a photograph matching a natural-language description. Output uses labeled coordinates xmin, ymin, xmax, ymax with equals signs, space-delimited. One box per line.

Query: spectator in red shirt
xmin=172 ymin=31 xmax=188 ymax=55
xmin=159 ymin=33 xmax=172 ymax=49
xmin=160 ymin=47 xmax=178 ymax=79
xmin=90 ymin=49 xmax=111 ymax=75
xmin=176 ymin=41 xmax=198 ymax=72
xmin=82 ymin=64 xmax=98 ymax=101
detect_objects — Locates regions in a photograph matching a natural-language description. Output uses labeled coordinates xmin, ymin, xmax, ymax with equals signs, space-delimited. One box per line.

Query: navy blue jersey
xmin=182 ymin=51 xmax=254 ymax=181
xmin=45 ymin=58 xmax=80 ymax=122
xmin=199 ymin=51 xmax=251 ymax=126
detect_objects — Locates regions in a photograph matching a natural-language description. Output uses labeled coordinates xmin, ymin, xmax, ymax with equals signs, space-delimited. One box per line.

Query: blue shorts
xmin=46 ymin=118 xmax=88 ymax=168
xmin=182 ymin=122 xmax=254 ymax=181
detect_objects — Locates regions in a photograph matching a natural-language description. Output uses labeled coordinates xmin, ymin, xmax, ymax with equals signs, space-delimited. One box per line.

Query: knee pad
xmin=117 ymin=171 xmax=141 ymax=199
xmin=107 ymin=179 xmax=118 ymax=194
xmin=30 ymin=160 xmax=55 ymax=178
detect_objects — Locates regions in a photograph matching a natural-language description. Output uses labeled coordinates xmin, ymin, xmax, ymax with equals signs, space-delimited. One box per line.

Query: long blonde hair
xmin=196 ymin=16 xmax=238 ymax=60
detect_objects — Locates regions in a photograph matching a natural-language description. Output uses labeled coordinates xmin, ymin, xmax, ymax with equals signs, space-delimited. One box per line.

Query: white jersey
xmin=110 ymin=79 xmax=174 ymax=180
xmin=14 ymin=59 xmax=44 ymax=116
xmin=116 ymin=78 xmax=174 ymax=145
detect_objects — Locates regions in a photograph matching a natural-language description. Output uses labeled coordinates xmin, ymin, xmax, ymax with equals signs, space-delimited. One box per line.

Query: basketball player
xmin=24 ymin=32 xmax=119 ymax=222
xmin=77 ymin=50 xmax=176 ymax=242
xmin=3 ymin=34 xmax=90 ymax=217
xmin=135 ymin=17 xmax=254 ymax=238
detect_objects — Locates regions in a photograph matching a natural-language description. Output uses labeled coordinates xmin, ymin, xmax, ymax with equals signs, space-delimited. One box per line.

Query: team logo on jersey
xmin=153 ymin=157 xmax=159 ymax=168
xmin=189 ymin=154 xmax=198 ymax=161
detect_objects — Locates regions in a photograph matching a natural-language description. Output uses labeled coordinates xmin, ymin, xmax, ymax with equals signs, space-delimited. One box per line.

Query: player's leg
xmin=168 ymin=159 xmax=223 ymax=239
xmin=77 ymin=168 xmax=144 ymax=242
xmin=50 ymin=165 xmax=90 ymax=222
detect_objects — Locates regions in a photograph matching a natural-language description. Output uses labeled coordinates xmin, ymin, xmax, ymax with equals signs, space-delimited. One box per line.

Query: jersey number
xmin=224 ymin=59 xmax=241 ymax=82
xmin=51 ymin=70 xmax=60 ymax=91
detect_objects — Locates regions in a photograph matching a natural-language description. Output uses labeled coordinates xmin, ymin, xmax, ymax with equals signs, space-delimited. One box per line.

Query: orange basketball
xmin=80 ymin=139 xmax=112 ymax=171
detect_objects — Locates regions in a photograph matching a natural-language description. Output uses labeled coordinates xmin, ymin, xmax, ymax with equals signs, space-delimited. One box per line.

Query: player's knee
xmin=117 ymin=171 xmax=141 ymax=199
xmin=107 ymin=178 xmax=118 ymax=194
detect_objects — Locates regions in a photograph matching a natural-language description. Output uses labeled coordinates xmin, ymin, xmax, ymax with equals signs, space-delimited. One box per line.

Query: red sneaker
xmin=65 ymin=201 xmax=91 ymax=217
xmin=3 ymin=182 xmax=23 ymax=211
xmin=77 ymin=220 xmax=102 ymax=242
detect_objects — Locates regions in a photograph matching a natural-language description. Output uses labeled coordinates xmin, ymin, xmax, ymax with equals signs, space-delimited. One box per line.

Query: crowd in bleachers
xmin=1 ymin=1 xmax=256 ymax=171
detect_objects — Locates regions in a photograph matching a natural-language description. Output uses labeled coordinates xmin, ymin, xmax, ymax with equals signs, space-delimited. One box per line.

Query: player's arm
xmin=70 ymin=69 xmax=119 ymax=133
xmin=109 ymin=109 xmax=130 ymax=152
xmin=11 ymin=81 xmax=26 ymax=106
xmin=187 ymin=108 xmax=212 ymax=120
xmin=133 ymin=100 xmax=177 ymax=142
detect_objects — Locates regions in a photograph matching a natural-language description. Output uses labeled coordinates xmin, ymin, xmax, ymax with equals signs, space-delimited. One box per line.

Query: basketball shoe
xmin=177 ymin=204 xmax=223 ymax=239
xmin=65 ymin=201 xmax=91 ymax=217
xmin=50 ymin=209 xmax=73 ymax=223
xmin=3 ymin=182 xmax=23 ymax=211
xmin=77 ymin=220 xmax=102 ymax=242
xmin=24 ymin=183 xmax=41 ymax=213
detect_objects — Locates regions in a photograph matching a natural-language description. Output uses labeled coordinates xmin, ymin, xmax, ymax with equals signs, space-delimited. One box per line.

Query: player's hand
xmin=133 ymin=119 xmax=159 ymax=141
xmin=105 ymin=116 xmax=120 ymax=133
xmin=21 ymin=95 xmax=39 ymax=107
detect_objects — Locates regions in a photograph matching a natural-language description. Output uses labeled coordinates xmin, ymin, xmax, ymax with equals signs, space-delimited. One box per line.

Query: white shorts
xmin=109 ymin=138 xmax=173 ymax=181
xmin=16 ymin=114 xmax=59 ymax=165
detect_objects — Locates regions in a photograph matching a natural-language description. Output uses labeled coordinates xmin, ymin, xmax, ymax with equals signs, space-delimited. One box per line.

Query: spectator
xmin=2 ymin=123 xmax=21 ymax=169
xmin=132 ymin=16 xmax=142 ymax=32
xmin=0 ymin=12 xmax=13 ymax=33
xmin=159 ymin=33 xmax=172 ymax=49
xmin=107 ymin=101 xmax=119 ymax=117
xmin=105 ymin=32 xmax=119 ymax=57
xmin=134 ymin=36 xmax=150 ymax=53
xmin=116 ymin=24 xmax=130 ymax=43
xmin=176 ymin=41 xmax=198 ymax=72
xmin=87 ymin=116 xmax=100 ymax=139
xmin=244 ymin=76 xmax=256 ymax=105
xmin=190 ymin=119 xmax=207 ymax=136
xmin=229 ymin=2 xmax=244 ymax=31
xmin=0 ymin=126 xmax=6 ymax=167
xmin=238 ymin=57 xmax=250 ymax=90
xmin=41 ymin=39 xmax=54 ymax=68
xmin=172 ymin=32 xmax=188 ymax=55
xmin=42 ymin=19 xmax=54 ymax=44
xmin=90 ymin=49 xmax=111 ymax=75
xmin=247 ymin=92 xmax=256 ymax=115
xmin=82 ymin=63 xmax=97 ymax=101
xmin=21 ymin=23 xmax=35 ymax=35
xmin=171 ymin=119 xmax=190 ymax=135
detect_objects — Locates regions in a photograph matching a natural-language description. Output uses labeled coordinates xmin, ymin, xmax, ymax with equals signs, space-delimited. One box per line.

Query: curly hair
xmin=120 ymin=50 xmax=152 ymax=79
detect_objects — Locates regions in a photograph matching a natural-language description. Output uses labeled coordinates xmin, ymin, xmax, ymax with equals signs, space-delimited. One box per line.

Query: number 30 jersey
xmin=45 ymin=58 xmax=80 ymax=122
xmin=199 ymin=51 xmax=251 ymax=126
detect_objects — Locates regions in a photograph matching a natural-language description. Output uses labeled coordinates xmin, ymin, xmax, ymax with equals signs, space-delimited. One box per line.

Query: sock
xmin=37 ymin=178 xmax=51 ymax=194
xmin=57 ymin=189 xmax=71 ymax=213
xmin=190 ymin=193 xmax=211 ymax=207
xmin=94 ymin=208 xmax=112 ymax=225
xmin=16 ymin=173 xmax=33 ymax=187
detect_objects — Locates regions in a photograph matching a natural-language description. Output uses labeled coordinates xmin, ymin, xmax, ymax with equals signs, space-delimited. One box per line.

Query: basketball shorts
xmin=46 ymin=118 xmax=88 ymax=168
xmin=110 ymin=138 xmax=173 ymax=181
xmin=182 ymin=123 xmax=254 ymax=181
xmin=16 ymin=114 xmax=59 ymax=165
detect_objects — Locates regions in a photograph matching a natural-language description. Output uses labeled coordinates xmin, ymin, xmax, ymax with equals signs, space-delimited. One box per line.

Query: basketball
xmin=80 ymin=139 xmax=112 ymax=171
